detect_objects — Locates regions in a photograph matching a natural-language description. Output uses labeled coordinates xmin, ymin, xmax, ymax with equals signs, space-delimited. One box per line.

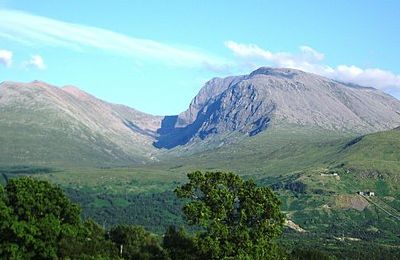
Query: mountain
xmin=155 ymin=67 xmax=400 ymax=148
xmin=2 ymin=67 xmax=400 ymax=165
xmin=0 ymin=81 xmax=162 ymax=166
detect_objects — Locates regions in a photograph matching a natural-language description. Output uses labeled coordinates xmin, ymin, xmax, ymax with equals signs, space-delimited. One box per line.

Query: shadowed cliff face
xmin=153 ymin=67 xmax=400 ymax=149
xmin=154 ymin=101 xmax=223 ymax=149
xmin=152 ymin=81 xmax=275 ymax=149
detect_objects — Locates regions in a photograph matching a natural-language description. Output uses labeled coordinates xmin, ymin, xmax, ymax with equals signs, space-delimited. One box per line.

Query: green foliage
xmin=5 ymin=176 xmax=81 ymax=225
xmin=66 ymin=189 xmax=186 ymax=233
xmin=175 ymin=171 xmax=285 ymax=259
xmin=58 ymin=219 xmax=118 ymax=259
xmin=109 ymin=225 xmax=167 ymax=259
xmin=163 ymin=226 xmax=197 ymax=260
xmin=0 ymin=177 xmax=169 ymax=259
xmin=0 ymin=177 xmax=82 ymax=259
xmin=0 ymin=177 xmax=119 ymax=259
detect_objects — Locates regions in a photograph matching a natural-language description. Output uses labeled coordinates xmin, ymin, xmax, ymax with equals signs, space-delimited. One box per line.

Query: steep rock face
xmin=0 ymin=81 xmax=162 ymax=165
xmin=175 ymin=75 xmax=246 ymax=127
xmin=154 ymin=67 xmax=400 ymax=149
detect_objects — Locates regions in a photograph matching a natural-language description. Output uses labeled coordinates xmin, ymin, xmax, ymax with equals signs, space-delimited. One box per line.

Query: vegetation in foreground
xmin=0 ymin=173 xmax=290 ymax=259
xmin=1 ymin=129 xmax=400 ymax=258
xmin=1 ymin=173 xmax=400 ymax=259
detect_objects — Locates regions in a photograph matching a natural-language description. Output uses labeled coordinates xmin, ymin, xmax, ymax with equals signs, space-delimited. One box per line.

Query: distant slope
xmin=155 ymin=67 xmax=400 ymax=149
xmin=338 ymin=127 xmax=400 ymax=175
xmin=157 ymin=125 xmax=355 ymax=177
xmin=0 ymin=81 xmax=162 ymax=166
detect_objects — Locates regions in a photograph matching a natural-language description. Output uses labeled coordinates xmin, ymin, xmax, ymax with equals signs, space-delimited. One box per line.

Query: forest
xmin=0 ymin=171 xmax=399 ymax=259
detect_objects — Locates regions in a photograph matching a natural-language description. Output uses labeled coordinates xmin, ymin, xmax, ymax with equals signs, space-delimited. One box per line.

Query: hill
xmin=339 ymin=127 xmax=400 ymax=175
xmin=0 ymin=81 xmax=161 ymax=166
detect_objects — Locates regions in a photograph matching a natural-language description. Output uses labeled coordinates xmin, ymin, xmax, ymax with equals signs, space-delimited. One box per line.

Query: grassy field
xmin=156 ymin=125 xmax=356 ymax=177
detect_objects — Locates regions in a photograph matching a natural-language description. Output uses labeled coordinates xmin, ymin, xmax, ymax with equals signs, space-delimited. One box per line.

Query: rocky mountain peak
xmin=248 ymin=67 xmax=304 ymax=79
xmin=154 ymin=67 xmax=400 ymax=149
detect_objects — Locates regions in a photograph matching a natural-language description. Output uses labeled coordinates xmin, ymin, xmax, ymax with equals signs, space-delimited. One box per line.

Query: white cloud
xmin=299 ymin=45 xmax=324 ymax=61
xmin=330 ymin=66 xmax=400 ymax=90
xmin=225 ymin=40 xmax=275 ymax=60
xmin=0 ymin=49 xmax=12 ymax=67
xmin=0 ymin=9 xmax=227 ymax=69
xmin=225 ymin=41 xmax=400 ymax=90
xmin=24 ymin=55 xmax=46 ymax=70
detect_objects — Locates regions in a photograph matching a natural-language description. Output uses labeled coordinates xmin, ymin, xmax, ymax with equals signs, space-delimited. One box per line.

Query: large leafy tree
xmin=0 ymin=177 xmax=170 ymax=259
xmin=0 ymin=177 xmax=81 ymax=259
xmin=175 ymin=171 xmax=285 ymax=259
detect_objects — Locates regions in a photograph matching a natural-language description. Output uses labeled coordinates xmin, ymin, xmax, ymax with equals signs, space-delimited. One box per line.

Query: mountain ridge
xmin=2 ymin=67 xmax=400 ymax=164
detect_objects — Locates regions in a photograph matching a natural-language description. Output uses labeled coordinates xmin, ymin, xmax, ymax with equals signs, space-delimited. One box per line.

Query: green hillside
xmin=2 ymin=126 xmax=400 ymax=257
xmin=338 ymin=128 xmax=400 ymax=175
xmin=162 ymin=124 xmax=355 ymax=177
xmin=275 ymin=128 xmax=400 ymax=256
xmin=0 ymin=108 xmax=137 ymax=167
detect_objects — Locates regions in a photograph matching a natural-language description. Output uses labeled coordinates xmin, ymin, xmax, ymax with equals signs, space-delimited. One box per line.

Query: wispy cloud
xmin=0 ymin=9 xmax=227 ymax=69
xmin=1 ymin=8 xmax=399 ymax=92
xmin=0 ymin=49 xmax=12 ymax=67
xmin=225 ymin=41 xmax=400 ymax=91
xmin=24 ymin=55 xmax=46 ymax=70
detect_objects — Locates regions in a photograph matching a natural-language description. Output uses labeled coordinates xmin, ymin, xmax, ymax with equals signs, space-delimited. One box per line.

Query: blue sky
xmin=0 ymin=0 xmax=399 ymax=115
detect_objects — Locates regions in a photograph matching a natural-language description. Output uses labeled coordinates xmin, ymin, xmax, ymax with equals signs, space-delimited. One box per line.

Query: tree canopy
xmin=175 ymin=171 xmax=285 ymax=259
xmin=0 ymin=177 xmax=82 ymax=259
xmin=109 ymin=224 xmax=167 ymax=259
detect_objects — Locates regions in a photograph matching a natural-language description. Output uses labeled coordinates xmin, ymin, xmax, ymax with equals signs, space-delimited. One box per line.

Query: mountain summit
xmin=154 ymin=67 xmax=400 ymax=148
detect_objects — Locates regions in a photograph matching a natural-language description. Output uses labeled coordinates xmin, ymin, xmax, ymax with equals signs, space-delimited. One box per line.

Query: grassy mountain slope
xmin=339 ymin=127 xmax=400 ymax=175
xmin=159 ymin=124 xmax=355 ymax=176
xmin=0 ymin=107 xmax=135 ymax=166
xmin=0 ymin=81 xmax=161 ymax=166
